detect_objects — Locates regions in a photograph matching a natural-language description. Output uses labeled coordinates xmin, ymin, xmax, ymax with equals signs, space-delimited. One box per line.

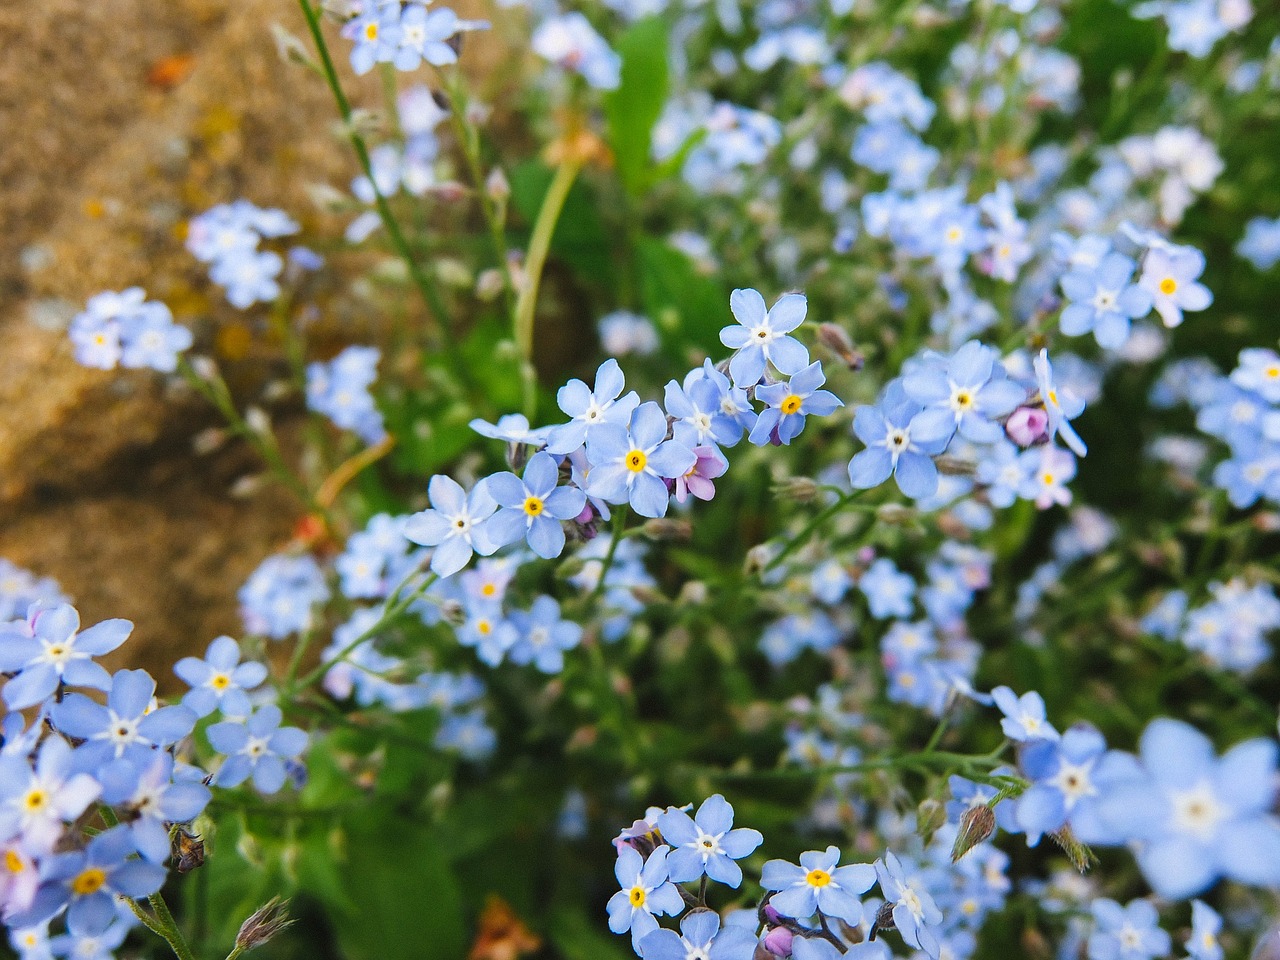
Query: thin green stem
xmin=295 ymin=0 xmax=469 ymax=378
xmin=765 ymin=489 xmax=869 ymax=573
xmin=513 ymin=158 xmax=583 ymax=416
xmin=99 ymin=807 xmax=195 ymax=960
xmin=588 ymin=507 xmax=630 ymax=608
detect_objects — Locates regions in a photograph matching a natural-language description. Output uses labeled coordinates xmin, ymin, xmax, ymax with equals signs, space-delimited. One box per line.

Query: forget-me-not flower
xmin=607 ymin=847 xmax=684 ymax=950
xmin=749 ymin=361 xmax=844 ymax=446
xmin=486 ymin=452 xmax=586 ymax=559
xmin=0 ymin=602 xmax=130 ymax=711
xmin=903 ymin=341 xmax=1026 ymax=446
xmin=1058 ymin=253 xmax=1153 ymax=349
xmin=586 ymin=402 xmax=696 ymax=518
xmin=405 ymin=475 xmax=500 ymax=577
xmin=208 ymin=704 xmax=308 ymax=794
xmin=1138 ymin=245 xmax=1212 ymax=328
xmin=546 ymin=359 xmax=641 ymax=456
xmin=719 ymin=289 xmax=811 ymax=387
xmin=173 ymin=635 xmax=268 ymax=719
xmin=656 ymin=794 xmax=763 ymax=888
xmin=848 ymin=381 xmax=949 ymax=499
xmin=761 ymin=845 xmax=875 ymax=923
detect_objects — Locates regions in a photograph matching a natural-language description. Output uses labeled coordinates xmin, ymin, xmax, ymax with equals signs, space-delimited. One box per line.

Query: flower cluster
xmin=306 ymin=345 xmax=388 ymax=445
xmin=340 ymin=1 xmax=488 ymax=75
xmin=186 ymin=200 xmax=300 ymax=309
xmin=68 ymin=288 xmax=192 ymax=373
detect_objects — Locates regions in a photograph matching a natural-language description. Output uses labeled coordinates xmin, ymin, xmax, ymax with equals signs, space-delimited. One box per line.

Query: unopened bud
xmin=440 ymin=599 xmax=466 ymax=626
xmin=744 ymin=544 xmax=776 ymax=577
xmin=641 ymin=519 xmax=691 ymax=542
xmin=935 ymin=455 xmax=976 ymax=477
xmin=951 ymin=805 xmax=997 ymax=862
xmin=917 ymin=798 xmax=947 ymax=842
xmin=189 ymin=355 xmax=219 ymax=381
xmin=435 ymin=256 xmax=473 ymax=288
xmin=244 ymin=407 xmax=272 ymax=435
xmin=1049 ymin=823 xmax=1096 ymax=872
xmin=270 ymin=23 xmax=314 ymax=67
xmin=816 ymin=323 xmax=864 ymax=370
xmin=876 ymin=503 xmax=916 ymax=525
xmin=486 ymin=167 xmax=510 ymax=202
xmin=869 ymin=901 xmax=897 ymax=940
xmin=1006 ymin=406 xmax=1049 ymax=447
xmin=192 ymin=427 xmax=227 ymax=456
xmin=760 ymin=925 xmax=794 ymax=957
xmin=677 ymin=581 xmax=708 ymax=605
xmin=236 ymin=897 xmax=294 ymax=953
xmin=773 ymin=476 xmax=820 ymax=503
xmin=475 ymin=268 xmax=505 ymax=301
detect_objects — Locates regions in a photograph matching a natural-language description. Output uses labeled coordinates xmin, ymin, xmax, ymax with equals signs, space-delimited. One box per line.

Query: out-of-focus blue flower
xmin=599 ymin=310 xmax=659 ymax=357
xmin=208 ymin=704 xmax=308 ymax=794
xmin=762 ymin=846 xmax=874 ymax=924
xmin=209 ymin=249 xmax=284 ymax=310
xmin=873 ymin=851 xmax=942 ymax=959
xmin=1087 ymin=899 xmax=1171 ymax=960
xmin=508 ymin=596 xmax=581 ymax=674
xmin=759 ymin=611 xmax=842 ymax=666
xmin=719 ymin=289 xmax=810 ymax=387
xmin=306 ymin=345 xmax=386 ymax=445
xmin=485 ymin=452 xmax=586 ymax=559
xmin=1019 ymin=445 xmax=1077 ymax=509
xmin=173 ymin=635 xmax=266 ymax=718
xmin=1237 ymin=216 xmax=1280 ymax=270
xmin=656 ymin=794 xmax=763 ymax=888
xmin=238 ymin=553 xmax=329 ymax=640
xmin=342 ymin=3 xmax=402 ymax=75
xmin=0 ymin=561 xmax=67 ymax=623
xmin=68 ymin=289 xmax=192 ymax=372
xmin=1187 ymin=900 xmax=1223 ymax=960
xmin=1058 ymin=253 xmax=1153 ymax=349
xmin=0 ymin=738 xmax=100 ymax=852
xmin=1034 ymin=350 xmax=1088 ymax=457
xmin=532 ymin=12 xmax=621 ymax=89
xmin=991 ymin=686 xmax=1058 ymax=742
xmin=547 ymin=359 xmax=641 ymax=456
xmin=1014 ymin=724 xmax=1137 ymax=845
xmin=859 ymin=559 xmax=915 ymax=620
xmin=434 ymin=707 xmax=496 ymax=760
xmin=848 ymin=381 xmax=949 ymax=499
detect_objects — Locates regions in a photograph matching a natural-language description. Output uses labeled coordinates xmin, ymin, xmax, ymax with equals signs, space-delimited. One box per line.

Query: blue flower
xmin=586 ymin=402 xmax=696 ymax=519
xmin=51 ymin=669 xmax=196 ymax=770
xmin=0 ymin=738 xmax=101 ymax=851
xmin=1237 ymin=216 xmax=1280 ymax=270
xmin=457 ymin=601 xmax=518 ymax=667
xmin=238 ymin=553 xmax=330 ymax=639
xmin=434 ymin=707 xmax=496 ymax=760
xmin=749 ymin=361 xmax=844 ymax=446
xmin=173 ymin=635 xmax=266 ymax=719
xmin=336 ymin=513 xmax=423 ymax=599
xmin=873 ymin=852 xmax=942 ymax=959
xmin=761 ymin=846 xmax=875 ymax=924
xmin=404 ymin=475 xmax=500 ymax=577
xmin=848 ymin=381 xmax=949 ymax=499
xmin=1058 ymin=253 xmax=1153 ymax=349
xmin=209 ymin=248 xmax=284 ymax=309
xmin=664 ymin=374 xmax=740 ymax=451
xmin=991 ymin=686 xmax=1058 ymax=742
xmin=0 ymin=602 xmax=130 ymax=711
xmin=485 ymin=452 xmax=586 ymax=559
xmin=546 ymin=359 xmax=641 ymax=456
xmin=1087 ymin=899 xmax=1170 ymax=960
xmin=1034 ymin=350 xmax=1088 ymax=457
xmin=902 ymin=342 xmax=1027 ymax=446
xmin=20 ymin=826 xmax=164 ymax=935
xmin=508 ymin=596 xmax=582 ymax=673
xmin=393 ymin=6 xmax=465 ymax=70
xmin=117 ymin=300 xmax=193 ymax=373
xmin=1187 ymin=900 xmax=1223 ymax=960
xmin=1138 ymin=245 xmax=1213 ymax=328
xmin=342 ymin=3 xmax=402 ymax=75
xmin=1014 ymin=723 xmax=1130 ymax=846
xmin=719 ymin=289 xmax=811 ymax=387
xmin=208 ymin=704 xmax=308 ymax=794
xmin=859 ymin=559 xmax=915 ymax=620
xmin=656 ymin=794 xmax=763 ymax=888
xmin=532 ymin=13 xmax=621 ymax=90
xmin=606 ymin=847 xmax=684 ymax=950
xmin=975 ymin=440 xmax=1035 ymax=509
xmin=306 ymin=346 xmax=386 ymax=445
xmin=469 ymin=413 xmax=553 ymax=447
xmin=97 ymin=753 xmax=210 ymax=863
xmin=1096 ymin=718 xmax=1280 ymax=899
xmin=639 ymin=908 xmax=758 ymax=960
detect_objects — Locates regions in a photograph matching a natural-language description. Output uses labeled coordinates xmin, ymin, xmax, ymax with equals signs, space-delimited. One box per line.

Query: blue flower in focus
xmin=665 ymin=374 xmax=739 ymax=451
xmin=306 ymin=345 xmax=386 ymax=445
xmin=860 ymin=559 xmax=915 ymax=620
xmin=173 ymin=635 xmax=268 ymax=719
xmin=238 ymin=553 xmax=329 ymax=639
xmin=546 ymin=359 xmax=641 ymax=456
xmin=1096 ymin=718 xmax=1280 ymax=899
xmin=97 ymin=753 xmax=210 ymax=863
xmin=0 ymin=738 xmax=101 ymax=851
xmin=51 ymin=669 xmax=195 ymax=770
xmin=991 ymin=685 xmax=1058 ymax=742
xmin=208 ymin=704 xmax=308 ymax=794
xmin=902 ymin=341 xmax=1026 ymax=446
xmin=719 ymin=289 xmax=810 ymax=387
xmin=848 ymin=381 xmax=949 ymax=499
xmin=1034 ymin=350 xmax=1088 ymax=457
xmin=761 ymin=846 xmax=874 ymax=923
xmin=1087 ymin=899 xmax=1170 ymax=960
xmin=469 ymin=413 xmax=553 ymax=447
xmin=485 ymin=452 xmax=586 ymax=559
xmin=749 ymin=361 xmax=844 ymax=446
xmin=0 ymin=602 xmax=130 ymax=710
xmin=586 ymin=402 xmax=696 ymax=519
xmin=873 ymin=851 xmax=942 ymax=959
xmin=404 ymin=475 xmax=499 ymax=577
xmin=606 ymin=847 xmax=684 ymax=950
xmin=656 ymin=794 xmax=763 ymax=887
xmin=639 ymin=908 xmax=758 ymax=960
xmin=508 ymin=596 xmax=582 ymax=674
xmin=1058 ymin=253 xmax=1153 ymax=349
xmin=393 ymin=6 xmax=467 ymax=70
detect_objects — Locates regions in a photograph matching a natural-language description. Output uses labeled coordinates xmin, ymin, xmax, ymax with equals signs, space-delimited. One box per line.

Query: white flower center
xmin=1171 ymin=781 xmax=1226 ymax=841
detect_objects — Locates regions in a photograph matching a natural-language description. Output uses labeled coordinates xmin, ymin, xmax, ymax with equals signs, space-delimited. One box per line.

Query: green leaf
xmin=548 ymin=903 xmax=635 ymax=960
xmin=604 ymin=16 xmax=670 ymax=196
xmin=635 ymin=236 xmax=727 ymax=353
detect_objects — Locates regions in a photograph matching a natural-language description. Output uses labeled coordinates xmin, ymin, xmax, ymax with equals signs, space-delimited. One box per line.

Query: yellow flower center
xmin=954 ymin=390 xmax=973 ymax=408
xmin=1266 ymin=365 xmax=1280 ymax=380
xmin=4 ymin=850 xmax=24 ymax=873
xmin=71 ymin=867 xmax=107 ymax=896
xmin=806 ymin=868 xmax=832 ymax=887
xmin=23 ymin=789 xmax=47 ymax=812
xmin=364 ymin=22 xmax=379 ymax=41
xmin=1042 ymin=473 xmax=1055 ymax=485
xmin=629 ymin=886 xmax=646 ymax=907
xmin=626 ymin=450 xmax=647 ymax=472
xmin=780 ymin=394 xmax=803 ymax=415
xmin=523 ymin=496 xmax=545 ymax=517
xmin=1159 ymin=277 xmax=1177 ymax=295
xmin=481 ymin=583 xmax=497 ymax=597
xmin=211 ymin=673 xmax=231 ymax=690
xmin=1047 ymin=389 xmax=1058 ymax=407
xmin=477 ymin=620 xmax=492 ymax=636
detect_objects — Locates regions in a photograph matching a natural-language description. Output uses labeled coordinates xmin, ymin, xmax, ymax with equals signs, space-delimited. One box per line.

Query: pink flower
xmin=1006 ymin=406 xmax=1049 ymax=446
xmin=673 ymin=446 xmax=728 ymax=504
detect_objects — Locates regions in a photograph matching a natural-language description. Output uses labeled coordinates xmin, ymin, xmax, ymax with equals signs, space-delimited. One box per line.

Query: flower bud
xmin=486 ymin=167 xmax=511 ymax=203
xmin=244 ymin=407 xmax=272 ymax=436
xmin=773 ymin=476 xmax=820 ymax=503
xmin=191 ymin=427 xmax=227 ymax=456
xmin=951 ymin=805 xmax=996 ymax=862
xmin=760 ymin=925 xmax=794 ymax=957
xmin=236 ymin=897 xmax=294 ymax=953
xmin=641 ymin=519 xmax=692 ymax=542
xmin=917 ymin=797 xmax=947 ymax=840
xmin=189 ymin=355 xmax=219 ymax=381
xmin=816 ymin=322 xmax=864 ymax=370
xmin=1007 ymin=406 xmax=1049 ymax=446
xmin=1049 ymin=823 xmax=1096 ymax=872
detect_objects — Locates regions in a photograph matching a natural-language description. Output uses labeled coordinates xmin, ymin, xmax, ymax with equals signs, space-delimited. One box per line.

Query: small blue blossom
xmin=749 ymin=361 xmax=844 ymax=446
xmin=238 ymin=553 xmax=330 ymax=640
xmin=51 ymin=669 xmax=196 ymax=770
xmin=656 ymin=794 xmax=763 ymax=888
xmin=586 ymin=402 xmax=696 ymax=519
xmin=0 ymin=738 xmax=101 ymax=852
xmin=531 ymin=13 xmax=621 ymax=90
xmin=404 ymin=475 xmax=499 ymax=577
xmin=860 ymin=559 xmax=916 ymax=620
xmin=306 ymin=346 xmax=387 ymax=445
xmin=1058 ymin=253 xmax=1153 ymax=349
xmin=639 ymin=909 xmax=758 ymax=960
xmin=209 ymin=248 xmax=284 ymax=309
xmin=485 ymin=452 xmax=586 ymax=559
xmin=1138 ymin=245 xmax=1213 ymax=328
xmin=208 ymin=704 xmax=308 ymax=794
xmin=761 ymin=846 xmax=875 ymax=924
xmin=719 ymin=289 xmax=811 ymax=387
xmin=902 ymin=341 xmax=1026 ymax=446
xmin=342 ymin=3 xmax=402 ymax=75
xmin=457 ymin=601 xmax=518 ymax=667
xmin=1237 ymin=215 xmax=1280 ymax=270
xmin=546 ymin=359 xmax=641 ymax=456
xmin=607 ymin=847 xmax=684 ymax=950
xmin=0 ymin=602 xmax=130 ymax=711
xmin=873 ymin=851 xmax=943 ymax=959
xmin=173 ymin=635 xmax=267 ymax=719
xmin=434 ymin=707 xmax=496 ymax=760
xmin=469 ymin=413 xmax=553 ymax=446
xmin=991 ymin=685 xmax=1058 ymax=742
xmin=1187 ymin=900 xmax=1223 ymax=960
xmin=97 ymin=753 xmax=210 ymax=863
xmin=848 ymin=381 xmax=949 ymax=499
xmin=1087 ymin=899 xmax=1171 ymax=960
xmin=1034 ymin=350 xmax=1088 ymax=457
xmin=508 ymin=596 xmax=582 ymax=673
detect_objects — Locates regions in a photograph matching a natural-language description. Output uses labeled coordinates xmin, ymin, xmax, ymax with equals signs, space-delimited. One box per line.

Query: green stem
xmin=295 ymin=0 xmax=468 ymax=376
xmin=587 ymin=507 xmax=630 ymax=607
xmin=513 ymin=158 xmax=583 ymax=416
xmin=765 ymin=489 xmax=869 ymax=573
xmin=99 ymin=807 xmax=195 ymax=960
